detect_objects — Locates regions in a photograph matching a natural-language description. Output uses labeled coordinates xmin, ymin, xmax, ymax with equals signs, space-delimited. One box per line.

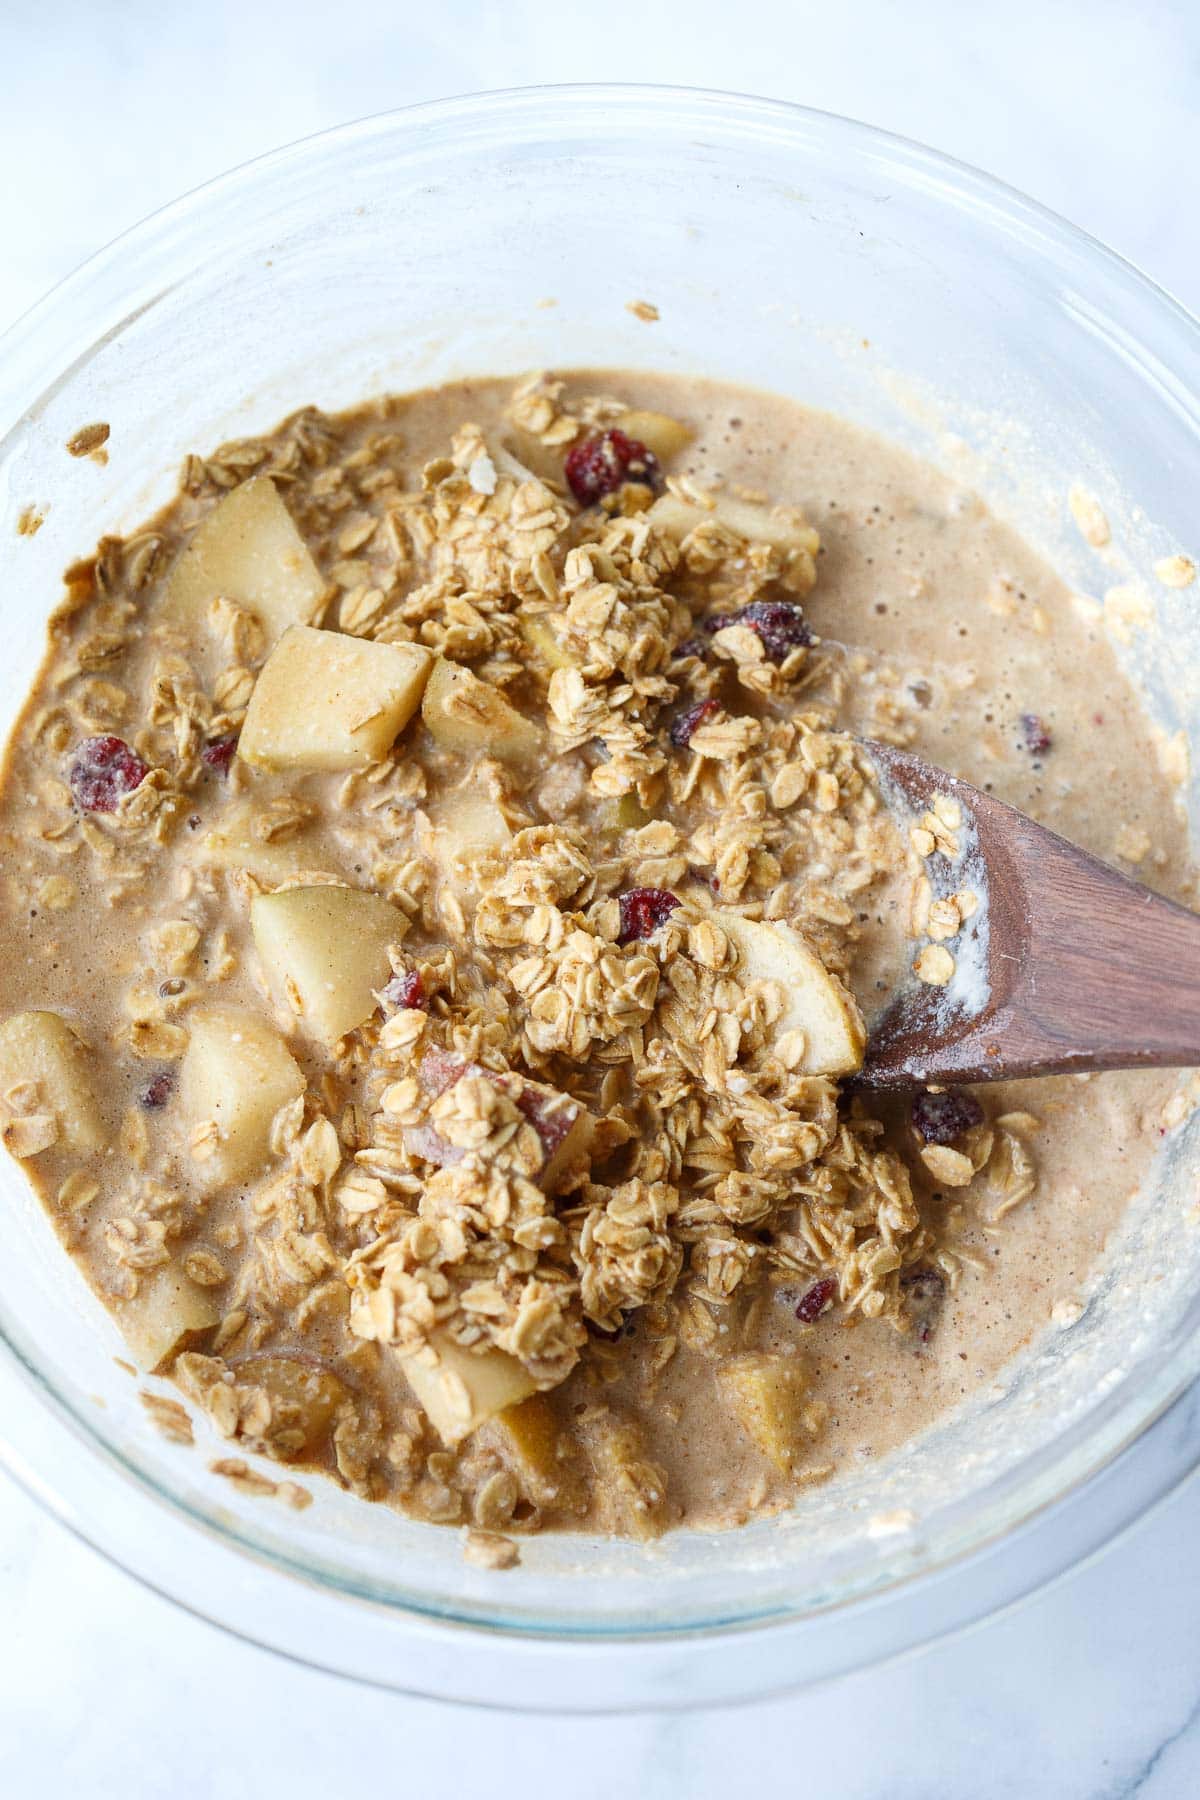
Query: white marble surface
xmin=5 ymin=1465 xmax=1200 ymax=1797
xmin=3 ymin=1 xmax=1200 ymax=1792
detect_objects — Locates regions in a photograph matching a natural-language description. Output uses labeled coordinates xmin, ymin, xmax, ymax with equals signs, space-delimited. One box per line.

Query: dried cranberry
xmin=795 ymin=1278 xmax=836 ymax=1323
xmin=901 ymin=1264 xmax=946 ymax=1343
xmin=1020 ymin=713 xmax=1052 ymax=754
xmin=911 ymin=1088 xmax=984 ymax=1145
xmin=380 ymin=969 xmax=427 ymax=1012
xmin=139 ymin=1071 xmax=175 ymax=1109
xmin=68 ymin=736 xmax=149 ymax=814
xmin=669 ymin=697 xmax=720 ymax=748
xmin=564 ymin=430 xmax=660 ymax=505
xmin=673 ymin=636 xmax=707 ymax=662
xmin=704 ymin=599 xmax=813 ymax=662
xmin=617 ymin=887 xmax=681 ymax=944
xmin=201 ymin=733 xmax=238 ymax=774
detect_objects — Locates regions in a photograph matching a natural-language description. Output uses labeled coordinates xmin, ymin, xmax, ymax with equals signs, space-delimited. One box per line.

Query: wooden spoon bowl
xmin=857 ymin=742 xmax=1200 ymax=1089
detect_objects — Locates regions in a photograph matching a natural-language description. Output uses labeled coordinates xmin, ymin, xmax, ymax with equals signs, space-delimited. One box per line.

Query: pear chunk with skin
xmin=711 ymin=910 xmax=866 ymax=1076
xmin=177 ymin=1006 xmax=304 ymax=1190
xmin=717 ymin=1353 xmax=815 ymax=1474
xmin=615 ymin=409 xmax=694 ymax=461
xmin=401 ymin=1330 xmax=538 ymax=1447
xmin=162 ymin=475 xmax=327 ymax=642
xmin=421 ymin=657 xmax=541 ymax=764
xmin=251 ymin=885 xmax=403 ymax=1045
xmin=0 ymin=1010 xmax=104 ymax=1154
xmin=239 ymin=625 xmax=432 ymax=772
xmin=115 ymin=1264 xmax=219 ymax=1371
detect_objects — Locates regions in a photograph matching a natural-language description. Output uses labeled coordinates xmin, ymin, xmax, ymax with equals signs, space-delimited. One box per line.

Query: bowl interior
xmin=1 ymin=88 xmax=1199 ymax=1645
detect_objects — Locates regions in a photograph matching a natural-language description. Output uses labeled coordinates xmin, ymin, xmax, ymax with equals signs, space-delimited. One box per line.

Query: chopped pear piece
xmin=484 ymin=1393 xmax=585 ymax=1512
xmin=424 ymin=782 xmax=512 ymax=892
xmin=406 ymin=1050 xmax=595 ymax=1193
xmin=616 ymin=409 xmax=694 ymax=461
xmin=517 ymin=613 xmax=574 ymax=671
xmin=717 ymin=1352 xmax=815 ymax=1473
xmin=251 ymin=884 xmax=403 ymax=1044
xmin=232 ymin=1354 xmax=348 ymax=1454
xmin=0 ymin=1010 xmax=104 ymax=1154
xmin=580 ymin=1414 xmax=668 ymax=1539
xmin=421 ymin=657 xmax=541 ymax=764
xmin=601 ymin=792 xmax=652 ymax=832
xmin=401 ymin=1331 xmax=537 ymax=1447
xmin=197 ymin=799 xmax=323 ymax=884
xmin=239 ymin=625 xmax=432 ymax=771
xmin=177 ymin=1006 xmax=304 ymax=1189
xmin=162 ymin=475 xmax=327 ymax=642
xmin=710 ymin=910 xmax=866 ymax=1076
xmin=489 ymin=442 xmax=545 ymax=486
xmin=116 ymin=1265 xmax=219 ymax=1371
xmin=649 ymin=490 xmax=818 ymax=556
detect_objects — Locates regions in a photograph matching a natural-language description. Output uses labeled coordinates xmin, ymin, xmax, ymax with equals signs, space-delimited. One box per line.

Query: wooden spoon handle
xmin=858 ymin=743 xmax=1200 ymax=1087
xmin=997 ymin=809 xmax=1200 ymax=1073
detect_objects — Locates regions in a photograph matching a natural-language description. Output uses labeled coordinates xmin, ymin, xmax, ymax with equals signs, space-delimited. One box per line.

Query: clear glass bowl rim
xmin=2 ymin=83 xmax=1200 ymax=1697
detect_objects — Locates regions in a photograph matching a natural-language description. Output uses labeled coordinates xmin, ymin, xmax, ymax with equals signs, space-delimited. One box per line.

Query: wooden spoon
xmin=857 ymin=740 xmax=1200 ymax=1089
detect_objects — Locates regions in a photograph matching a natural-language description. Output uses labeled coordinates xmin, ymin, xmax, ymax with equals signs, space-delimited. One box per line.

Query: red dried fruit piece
xmin=795 ymin=1278 xmax=836 ymax=1324
xmin=511 ymin=1081 xmax=579 ymax=1161
xmin=139 ymin=1071 xmax=175 ymax=1109
xmin=901 ymin=1265 xmax=946 ymax=1344
xmin=1020 ymin=713 xmax=1052 ymax=754
xmin=911 ymin=1088 xmax=984 ymax=1145
xmin=704 ymin=599 xmax=813 ymax=662
xmin=669 ymin=697 xmax=720 ymax=748
xmin=379 ymin=969 xmax=427 ymax=1012
xmin=617 ymin=887 xmax=681 ymax=944
xmin=201 ymin=733 xmax=238 ymax=774
xmin=564 ymin=429 xmax=660 ymax=505
xmin=68 ymin=735 xmax=149 ymax=814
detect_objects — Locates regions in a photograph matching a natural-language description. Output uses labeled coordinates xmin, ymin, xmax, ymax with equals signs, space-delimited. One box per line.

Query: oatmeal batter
xmin=0 ymin=370 xmax=1190 ymax=1541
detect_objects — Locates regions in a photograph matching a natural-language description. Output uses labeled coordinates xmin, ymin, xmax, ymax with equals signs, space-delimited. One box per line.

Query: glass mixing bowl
xmin=1 ymin=85 xmax=1199 ymax=1711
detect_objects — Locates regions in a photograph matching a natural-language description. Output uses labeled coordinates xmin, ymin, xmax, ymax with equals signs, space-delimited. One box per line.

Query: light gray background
xmin=2 ymin=2 xmax=1199 ymax=1794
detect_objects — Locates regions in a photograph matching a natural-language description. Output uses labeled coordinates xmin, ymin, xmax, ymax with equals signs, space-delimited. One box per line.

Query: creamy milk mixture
xmin=0 ymin=371 xmax=1189 ymax=1546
